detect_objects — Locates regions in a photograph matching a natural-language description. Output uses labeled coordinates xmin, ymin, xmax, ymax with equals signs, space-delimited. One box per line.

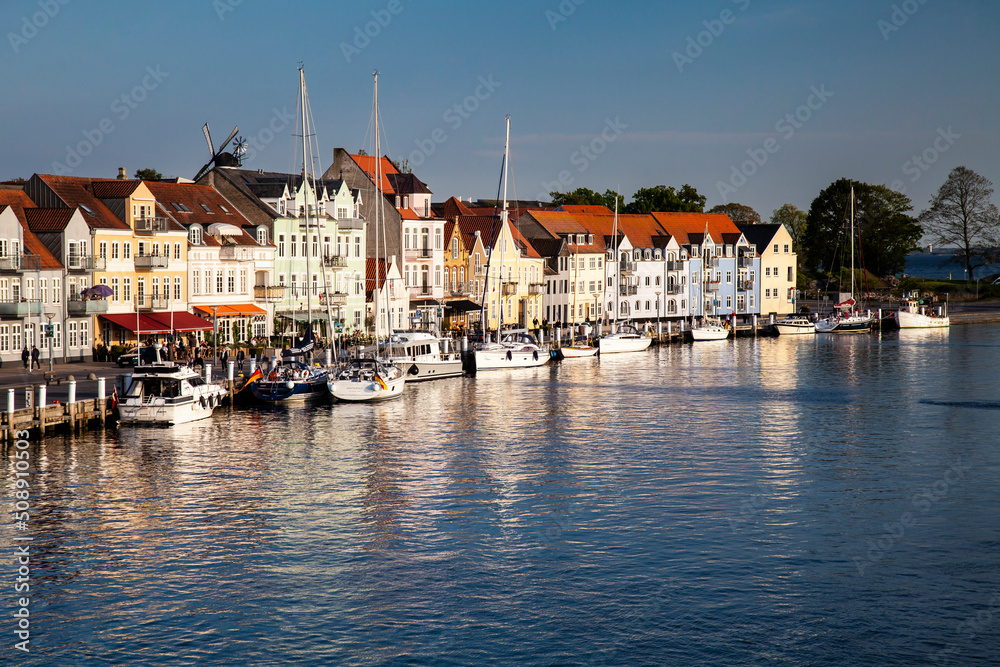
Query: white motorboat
xmin=773 ymin=315 xmax=817 ymax=335
xmin=896 ymin=298 xmax=949 ymax=329
xmin=119 ymin=346 xmax=227 ymax=425
xmin=384 ymin=330 xmax=464 ymax=381
xmin=328 ymin=357 xmax=406 ymax=402
xmin=598 ymin=323 xmax=653 ymax=354
xmin=691 ymin=318 xmax=730 ymax=341
xmin=475 ymin=329 xmax=550 ymax=370
xmin=560 ymin=339 xmax=598 ymax=358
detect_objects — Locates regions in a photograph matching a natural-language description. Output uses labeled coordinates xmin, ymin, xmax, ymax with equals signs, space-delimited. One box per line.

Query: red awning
xmin=145 ymin=311 xmax=214 ymax=332
xmin=99 ymin=313 xmax=172 ymax=334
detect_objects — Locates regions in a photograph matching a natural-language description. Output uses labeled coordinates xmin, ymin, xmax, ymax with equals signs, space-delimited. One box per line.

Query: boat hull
xmin=399 ymin=359 xmax=465 ymax=381
xmin=815 ymin=316 xmax=872 ymax=334
xmin=598 ymin=335 xmax=652 ymax=354
xmin=560 ymin=345 xmax=598 ymax=358
xmin=118 ymin=390 xmax=226 ymax=426
xmin=250 ymin=377 xmax=329 ymax=402
xmin=691 ymin=326 xmax=730 ymax=341
xmin=329 ymin=376 xmax=405 ymax=401
xmin=475 ymin=348 xmax=549 ymax=370
xmin=774 ymin=319 xmax=816 ymax=335
xmin=897 ymin=310 xmax=950 ymax=329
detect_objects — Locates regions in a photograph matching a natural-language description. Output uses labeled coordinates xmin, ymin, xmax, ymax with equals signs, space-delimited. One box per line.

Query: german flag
xmin=373 ymin=373 xmax=388 ymax=391
xmin=237 ymin=367 xmax=264 ymax=393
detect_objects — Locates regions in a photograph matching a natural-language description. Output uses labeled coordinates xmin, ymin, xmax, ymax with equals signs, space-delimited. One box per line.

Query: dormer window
xmin=189 ymin=225 xmax=203 ymax=245
xmin=256 ymin=226 xmax=268 ymax=246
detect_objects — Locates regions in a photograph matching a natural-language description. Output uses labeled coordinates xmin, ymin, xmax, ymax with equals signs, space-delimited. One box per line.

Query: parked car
xmin=116 ymin=347 xmax=140 ymax=367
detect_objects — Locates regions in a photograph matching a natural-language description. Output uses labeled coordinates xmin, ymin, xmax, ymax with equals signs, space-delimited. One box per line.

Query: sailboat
xmin=474 ymin=117 xmax=550 ymax=371
xmin=251 ymin=67 xmax=330 ymax=402
xmin=599 ymin=196 xmax=652 ymax=354
xmin=560 ymin=221 xmax=597 ymax=358
xmin=690 ymin=220 xmax=731 ymax=341
xmin=329 ymin=71 xmax=406 ymax=401
xmin=816 ymin=185 xmax=873 ymax=334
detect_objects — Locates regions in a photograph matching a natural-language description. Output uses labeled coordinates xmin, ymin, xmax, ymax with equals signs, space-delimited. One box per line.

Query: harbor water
xmin=3 ymin=325 xmax=1000 ymax=665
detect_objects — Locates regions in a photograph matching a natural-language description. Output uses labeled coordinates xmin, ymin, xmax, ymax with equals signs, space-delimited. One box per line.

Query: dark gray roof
xmin=386 ymin=172 xmax=432 ymax=195
xmin=735 ymin=223 xmax=782 ymax=253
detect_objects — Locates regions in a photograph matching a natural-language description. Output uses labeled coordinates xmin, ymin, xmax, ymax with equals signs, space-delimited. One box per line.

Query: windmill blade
xmin=202 ymin=123 xmax=214 ymax=157
xmin=217 ymin=126 xmax=239 ymax=153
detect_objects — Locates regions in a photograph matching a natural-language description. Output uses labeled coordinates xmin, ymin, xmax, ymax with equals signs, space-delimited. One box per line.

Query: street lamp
xmin=655 ymin=289 xmax=661 ymax=330
xmin=44 ymin=311 xmax=55 ymax=372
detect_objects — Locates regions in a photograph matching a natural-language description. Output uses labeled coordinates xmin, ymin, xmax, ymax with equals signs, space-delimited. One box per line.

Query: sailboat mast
xmin=612 ymin=195 xmax=619 ymax=328
xmin=298 ymin=67 xmax=313 ymax=341
xmin=849 ymin=184 xmax=855 ymax=301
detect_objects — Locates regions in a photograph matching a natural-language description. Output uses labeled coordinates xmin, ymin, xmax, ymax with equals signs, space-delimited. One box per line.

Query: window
xmin=192 ymin=270 xmax=200 ymax=295
xmin=111 ymin=278 xmax=119 ymax=301
xmin=312 ymin=235 xmax=319 ymax=258
xmin=773 ymin=244 xmax=779 ymax=253
xmin=783 ymin=244 xmax=789 ymax=253
xmin=174 ymin=243 xmax=181 ymax=260
xmin=111 ymin=242 xmax=120 ymax=260
xmin=301 ymin=236 xmax=307 ymax=257
xmin=174 ymin=277 xmax=182 ymax=301
xmin=291 ymin=235 xmax=297 ymax=257
xmin=68 ymin=321 xmax=78 ymax=348
xmin=435 ymin=229 xmax=442 ymax=250
xmin=452 ymin=237 xmax=458 ymax=258
xmin=123 ymin=277 xmax=132 ymax=302
xmin=228 ymin=270 xmax=235 ymax=293
xmin=257 ymin=227 xmax=268 ymax=245
xmin=726 ymin=271 xmax=732 ymax=284
xmin=240 ymin=270 xmax=247 ymax=293
xmin=216 ymin=272 xmax=224 ymax=293
xmin=123 ymin=242 xmax=131 ymax=259
xmin=190 ymin=226 xmax=202 ymax=245
xmin=726 ymin=295 xmax=732 ymax=308
xmin=355 ymin=236 xmax=361 ymax=257
xmin=788 ymin=267 xmax=794 ymax=282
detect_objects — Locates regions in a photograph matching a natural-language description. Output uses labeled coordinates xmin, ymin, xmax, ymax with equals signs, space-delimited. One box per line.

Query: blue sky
xmin=2 ymin=0 xmax=998 ymax=220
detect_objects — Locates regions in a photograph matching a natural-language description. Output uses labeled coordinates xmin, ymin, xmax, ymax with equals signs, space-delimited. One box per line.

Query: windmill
xmin=193 ymin=123 xmax=239 ymax=181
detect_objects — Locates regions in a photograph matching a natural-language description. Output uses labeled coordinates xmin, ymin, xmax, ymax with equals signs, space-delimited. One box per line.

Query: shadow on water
xmin=919 ymin=399 xmax=1000 ymax=410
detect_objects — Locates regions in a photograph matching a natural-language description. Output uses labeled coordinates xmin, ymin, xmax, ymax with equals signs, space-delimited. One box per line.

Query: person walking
xmin=21 ymin=346 xmax=29 ymax=369
xmin=236 ymin=347 xmax=246 ymax=373
xmin=30 ymin=345 xmax=40 ymax=370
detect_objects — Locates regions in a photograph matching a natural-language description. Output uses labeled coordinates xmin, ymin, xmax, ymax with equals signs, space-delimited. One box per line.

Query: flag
xmin=373 ymin=373 xmax=388 ymax=391
xmin=237 ymin=367 xmax=263 ymax=393
xmin=110 ymin=386 xmax=119 ymax=411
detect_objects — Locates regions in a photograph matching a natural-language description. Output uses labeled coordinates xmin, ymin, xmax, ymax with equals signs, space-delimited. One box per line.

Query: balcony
xmin=707 ymin=282 xmax=721 ymax=292
xmin=450 ymin=282 xmax=472 ymax=297
xmin=528 ymin=283 xmax=544 ymax=295
xmin=666 ymin=260 xmax=682 ymax=272
xmin=68 ymin=296 xmax=109 ymax=315
xmin=320 ymin=292 xmax=348 ymax=306
xmin=619 ymin=261 xmax=637 ymax=274
xmin=67 ymin=255 xmax=106 ymax=271
xmin=134 ymin=216 xmax=169 ymax=234
xmin=135 ymin=254 xmax=169 ymax=269
xmin=0 ymin=255 xmax=41 ymax=272
xmin=0 ymin=299 xmax=42 ymax=317
xmin=416 ymin=285 xmax=432 ymax=296
xmin=619 ymin=285 xmax=638 ymax=296
xmin=738 ymin=257 xmax=755 ymax=268
xmin=336 ymin=217 xmax=365 ymax=231
xmin=738 ymin=280 xmax=754 ymax=291
xmin=322 ymin=254 xmax=347 ymax=268
xmin=219 ymin=247 xmax=255 ymax=262
xmin=416 ymin=248 xmax=432 ymax=259
xmin=501 ymin=282 xmax=518 ymax=296
xmin=666 ymin=286 xmax=683 ymax=295
xmin=254 ymin=284 xmax=286 ymax=301
xmin=135 ymin=294 xmax=168 ymax=310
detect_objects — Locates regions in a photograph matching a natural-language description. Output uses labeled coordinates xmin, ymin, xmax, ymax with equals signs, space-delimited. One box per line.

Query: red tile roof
xmin=24 ymin=208 xmax=74 ymax=231
xmin=349 ymin=154 xmax=398 ymax=195
xmin=91 ymin=180 xmax=142 ymax=199
xmin=34 ymin=175 xmax=131 ymax=230
xmin=556 ymin=204 xmax=615 ymax=215
xmin=0 ymin=189 xmax=35 ymax=222
xmin=437 ymin=196 xmax=474 ymax=219
xmin=144 ymin=180 xmax=254 ymax=236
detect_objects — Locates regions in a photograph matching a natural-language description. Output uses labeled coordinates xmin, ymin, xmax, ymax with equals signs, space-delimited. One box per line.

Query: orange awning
xmin=194 ymin=304 xmax=267 ymax=317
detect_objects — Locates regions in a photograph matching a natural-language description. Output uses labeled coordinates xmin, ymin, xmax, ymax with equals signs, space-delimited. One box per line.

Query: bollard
xmin=204 ymin=363 xmax=212 ymax=382
xmin=462 ymin=336 xmax=468 ymax=353
xmin=68 ymin=380 xmax=76 ymax=405
xmin=228 ymin=360 xmax=235 ymax=384
xmin=250 ymin=358 xmax=257 ymax=375
xmin=97 ymin=377 xmax=106 ymax=423
xmin=556 ymin=327 xmax=562 ymax=347
xmin=38 ymin=385 xmax=47 ymax=407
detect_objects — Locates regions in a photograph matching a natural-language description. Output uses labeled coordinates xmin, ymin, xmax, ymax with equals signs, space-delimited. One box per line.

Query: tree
xmin=803 ymin=178 xmax=922 ymax=277
xmin=134 ymin=168 xmax=162 ymax=180
xmin=549 ymin=187 xmax=623 ymax=210
xmin=770 ymin=204 xmax=808 ymax=250
xmin=624 ymin=184 xmax=705 ymax=214
xmin=388 ymin=157 xmax=411 ymax=174
xmin=918 ymin=166 xmax=1000 ymax=280
xmin=708 ymin=202 xmax=760 ymax=225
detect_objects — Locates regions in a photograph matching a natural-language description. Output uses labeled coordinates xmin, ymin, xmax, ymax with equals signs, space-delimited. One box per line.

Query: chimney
xmin=117 ymin=167 xmax=126 ymax=180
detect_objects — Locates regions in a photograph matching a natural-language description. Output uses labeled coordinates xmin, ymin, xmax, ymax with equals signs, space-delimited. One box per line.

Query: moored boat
xmin=250 ymin=357 xmax=329 ymax=402
xmin=384 ymin=330 xmax=464 ymax=381
xmin=559 ymin=338 xmax=598 ymax=358
xmin=119 ymin=346 xmax=227 ymax=425
xmin=598 ymin=323 xmax=652 ymax=354
xmin=896 ymin=298 xmax=949 ymax=329
xmin=691 ymin=318 xmax=730 ymax=341
xmin=475 ymin=329 xmax=550 ymax=370
xmin=328 ymin=357 xmax=405 ymax=401
xmin=774 ymin=315 xmax=816 ymax=335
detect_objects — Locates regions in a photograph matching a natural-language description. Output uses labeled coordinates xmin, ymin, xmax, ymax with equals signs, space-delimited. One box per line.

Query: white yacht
xmin=475 ymin=329 xmax=550 ymax=370
xmin=119 ymin=346 xmax=227 ymax=425
xmin=384 ymin=330 xmax=464 ymax=381
xmin=690 ymin=318 xmax=730 ymax=341
xmin=773 ymin=315 xmax=817 ymax=335
xmin=598 ymin=323 xmax=653 ymax=354
xmin=329 ymin=358 xmax=406 ymax=402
